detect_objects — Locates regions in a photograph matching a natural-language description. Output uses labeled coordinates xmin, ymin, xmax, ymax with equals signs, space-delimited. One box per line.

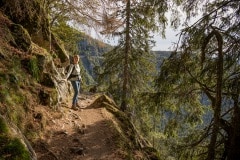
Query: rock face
xmin=2 ymin=1 xmax=71 ymax=107
xmin=0 ymin=1 xmax=72 ymax=158
xmin=9 ymin=24 xmax=32 ymax=52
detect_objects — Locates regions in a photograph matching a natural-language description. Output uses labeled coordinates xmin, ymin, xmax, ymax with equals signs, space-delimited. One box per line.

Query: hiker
xmin=64 ymin=55 xmax=83 ymax=110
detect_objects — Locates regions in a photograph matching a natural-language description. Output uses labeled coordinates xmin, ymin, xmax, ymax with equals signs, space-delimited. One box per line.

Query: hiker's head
xmin=73 ymin=55 xmax=79 ymax=64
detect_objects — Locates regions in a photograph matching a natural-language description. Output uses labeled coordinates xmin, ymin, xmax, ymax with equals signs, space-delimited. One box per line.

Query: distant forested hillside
xmin=154 ymin=51 xmax=171 ymax=67
xmin=78 ymin=37 xmax=171 ymax=84
xmin=78 ymin=37 xmax=112 ymax=81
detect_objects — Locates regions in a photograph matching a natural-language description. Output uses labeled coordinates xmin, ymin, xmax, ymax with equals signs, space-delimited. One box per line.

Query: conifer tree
xmin=150 ymin=0 xmax=240 ymax=159
xmin=97 ymin=0 xmax=168 ymax=112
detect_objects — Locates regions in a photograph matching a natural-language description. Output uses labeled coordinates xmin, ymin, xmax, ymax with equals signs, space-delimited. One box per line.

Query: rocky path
xmin=33 ymin=93 xmax=123 ymax=160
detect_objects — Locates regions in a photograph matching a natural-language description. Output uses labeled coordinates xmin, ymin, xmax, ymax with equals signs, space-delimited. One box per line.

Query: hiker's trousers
xmin=71 ymin=80 xmax=80 ymax=105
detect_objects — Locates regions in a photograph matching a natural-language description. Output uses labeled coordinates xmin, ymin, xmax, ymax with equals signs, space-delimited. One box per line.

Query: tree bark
xmin=206 ymin=29 xmax=223 ymax=160
xmin=121 ymin=0 xmax=131 ymax=112
xmin=227 ymin=95 xmax=240 ymax=159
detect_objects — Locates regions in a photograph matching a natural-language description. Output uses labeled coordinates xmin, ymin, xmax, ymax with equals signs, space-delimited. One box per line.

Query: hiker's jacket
xmin=65 ymin=64 xmax=82 ymax=81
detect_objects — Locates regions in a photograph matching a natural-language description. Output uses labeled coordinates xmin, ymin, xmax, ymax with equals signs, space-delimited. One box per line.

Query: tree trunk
xmin=207 ymin=29 xmax=223 ymax=160
xmin=227 ymin=96 xmax=240 ymax=159
xmin=121 ymin=0 xmax=131 ymax=112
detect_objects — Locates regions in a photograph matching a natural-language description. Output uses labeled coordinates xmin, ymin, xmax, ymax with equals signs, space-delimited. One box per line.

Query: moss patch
xmin=0 ymin=116 xmax=31 ymax=160
xmin=0 ymin=117 xmax=8 ymax=134
xmin=0 ymin=137 xmax=31 ymax=160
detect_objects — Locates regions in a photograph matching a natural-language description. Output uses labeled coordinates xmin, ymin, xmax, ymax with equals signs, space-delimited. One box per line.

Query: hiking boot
xmin=71 ymin=105 xmax=78 ymax=111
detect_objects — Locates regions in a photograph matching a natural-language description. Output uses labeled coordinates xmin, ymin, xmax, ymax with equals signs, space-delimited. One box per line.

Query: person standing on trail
xmin=64 ymin=55 xmax=83 ymax=110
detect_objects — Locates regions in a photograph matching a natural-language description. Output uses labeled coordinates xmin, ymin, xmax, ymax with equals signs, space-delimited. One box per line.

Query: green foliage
xmin=52 ymin=22 xmax=83 ymax=53
xmin=9 ymin=109 xmax=25 ymax=130
xmin=0 ymin=90 xmax=26 ymax=129
xmin=0 ymin=137 xmax=31 ymax=160
xmin=0 ymin=77 xmax=8 ymax=104
xmin=11 ymin=93 xmax=25 ymax=106
xmin=151 ymin=52 xmax=210 ymax=157
xmin=97 ymin=0 xmax=162 ymax=111
xmin=146 ymin=0 xmax=240 ymax=158
xmin=0 ymin=117 xmax=30 ymax=160
xmin=0 ymin=69 xmax=24 ymax=106
xmin=29 ymin=56 xmax=40 ymax=81
xmin=0 ymin=117 xmax=8 ymax=134
xmin=1 ymin=91 xmax=25 ymax=128
xmin=0 ymin=70 xmax=27 ymax=129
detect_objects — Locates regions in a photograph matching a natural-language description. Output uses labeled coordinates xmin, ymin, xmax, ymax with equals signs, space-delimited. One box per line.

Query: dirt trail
xmin=33 ymin=93 xmax=123 ymax=160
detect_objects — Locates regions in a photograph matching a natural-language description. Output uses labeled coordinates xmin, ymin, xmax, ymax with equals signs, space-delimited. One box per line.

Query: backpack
xmin=65 ymin=56 xmax=75 ymax=79
xmin=65 ymin=65 xmax=76 ymax=80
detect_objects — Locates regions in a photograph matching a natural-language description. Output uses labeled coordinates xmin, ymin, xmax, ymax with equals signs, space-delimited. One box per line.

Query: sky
xmin=152 ymin=28 xmax=180 ymax=51
xmin=90 ymin=24 xmax=179 ymax=51
xmin=91 ymin=27 xmax=180 ymax=51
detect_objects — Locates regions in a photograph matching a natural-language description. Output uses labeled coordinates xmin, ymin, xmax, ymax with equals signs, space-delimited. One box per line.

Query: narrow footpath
xmin=33 ymin=93 xmax=124 ymax=160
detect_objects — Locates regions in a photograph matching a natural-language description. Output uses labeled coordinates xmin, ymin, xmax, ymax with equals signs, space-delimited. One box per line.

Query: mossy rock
xmin=9 ymin=24 xmax=31 ymax=52
xmin=38 ymin=88 xmax=58 ymax=107
xmin=0 ymin=137 xmax=31 ymax=160
xmin=51 ymin=33 xmax=68 ymax=63
xmin=1 ymin=0 xmax=49 ymax=39
xmin=40 ymin=72 xmax=55 ymax=87
xmin=0 ymin=116 xmax=31 ymax=160
xmin=21 ymin=53 xmax=50 ymax=82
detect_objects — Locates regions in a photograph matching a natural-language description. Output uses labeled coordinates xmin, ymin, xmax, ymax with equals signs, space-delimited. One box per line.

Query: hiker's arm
xmin=65 ymin=64 xmax=74 ymax=79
